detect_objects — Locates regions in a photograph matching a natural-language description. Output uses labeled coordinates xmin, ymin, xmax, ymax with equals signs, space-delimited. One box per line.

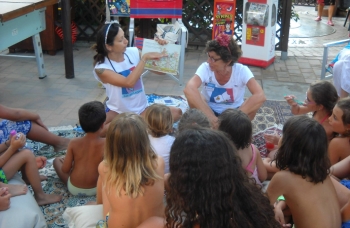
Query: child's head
xmin=144 ymin=104 xmax=173 ymax=137
xmin=105 ymin=113 xmax=159 ymax=198
xmin=276 ymin=115 xmax=330 ymax=183
xmin=177 ymin=108 xmax=210 ymax=134
xmin=330 ymin=97 xmax=350 ymax=135
xmin=78 ymin=101 xmax=106 ymax=133
xmin=308 ymin=81 xmax=338 ymax=113
xmin=218 ymin=109 xmax=252 ymax=150
xmin=166 ymin=127 xmax=278 ymax=227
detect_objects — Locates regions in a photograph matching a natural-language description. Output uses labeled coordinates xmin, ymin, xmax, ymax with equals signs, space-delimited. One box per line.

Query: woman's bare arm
xmin=239 ymin=78 xmax=266 ymax=119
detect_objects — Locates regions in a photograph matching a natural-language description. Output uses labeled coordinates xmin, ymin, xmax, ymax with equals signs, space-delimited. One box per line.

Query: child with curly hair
xmin=96 ymin=113 xmax=164 ymax=227
xmin=267 ymin=116 xmax=341 ymax=227
xmin=165 ymin=127 xmax=279 ymax=228
xmin=219 ymin=109 xmax=267 ymax=186
xmin=144 ymin=104 xmax=174 ymax=174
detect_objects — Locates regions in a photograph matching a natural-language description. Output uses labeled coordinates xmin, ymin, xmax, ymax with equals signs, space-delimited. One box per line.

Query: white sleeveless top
xmin=93 ymin=47 xmax=148 ymax=114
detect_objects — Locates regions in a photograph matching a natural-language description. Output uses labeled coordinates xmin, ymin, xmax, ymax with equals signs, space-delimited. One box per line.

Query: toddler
xmin=144 ymin=104 xmax=174 ymax=174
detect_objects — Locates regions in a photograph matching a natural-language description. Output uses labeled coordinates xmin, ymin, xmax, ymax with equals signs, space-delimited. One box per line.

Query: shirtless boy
xmin=53 ymin=101 xmax=105 ymax=196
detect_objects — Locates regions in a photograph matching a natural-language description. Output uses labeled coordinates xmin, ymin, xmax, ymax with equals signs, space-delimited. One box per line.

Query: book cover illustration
xmin=141 ymin=39 xmax=181 ymax=75
xmin=108 ymin=0 xmax=130 ymax=16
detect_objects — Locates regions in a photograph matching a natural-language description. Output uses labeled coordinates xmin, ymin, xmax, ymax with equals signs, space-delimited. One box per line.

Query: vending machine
xmin=212 ymin=0 xmax=236 ymax=39
xmin=239 ymin=0 xmax=278 ymax=68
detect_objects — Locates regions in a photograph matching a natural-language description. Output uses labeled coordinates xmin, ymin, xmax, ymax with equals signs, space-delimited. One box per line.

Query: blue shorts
xmin=340 ymin=180 xmax=350 ymax=190
xmin=343 ymin=220 xmax=350 ymax=228
xmin=0 ymin=120 xmax=31 ymax=143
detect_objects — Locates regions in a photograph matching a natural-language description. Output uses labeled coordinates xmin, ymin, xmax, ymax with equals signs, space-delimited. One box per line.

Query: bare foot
xmin=36 ymin=156 xmax=47 ymax=169
xmin=35 ymin=193 xmax=62 ymax=206
xmin=53 ymin=138 xmax=70 ymax=152
xmin=0 ymin=183 xmax=27 ymax=197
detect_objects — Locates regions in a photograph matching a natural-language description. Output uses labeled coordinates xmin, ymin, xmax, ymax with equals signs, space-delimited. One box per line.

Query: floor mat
xmin=25 ymin=98 xmax=292 ymax=227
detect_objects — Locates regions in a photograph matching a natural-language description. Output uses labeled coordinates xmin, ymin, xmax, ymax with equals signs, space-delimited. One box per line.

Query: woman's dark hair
xmin=92 ymin=23 xmax=120 ymax=66
xmin=205 ymin=36 xmax=242 ymax=66
xmin=166 ymin=127 xmax=280 ymax=228
xmin=275 ymin=116 xmax=330 ymax=183
xmin=218 ymin=109 xmax=252 ymax=150
xmin=309 ymin=81 xmax=338 ymax=114
xmin=177 ymin=108 xmax=211 ymax=134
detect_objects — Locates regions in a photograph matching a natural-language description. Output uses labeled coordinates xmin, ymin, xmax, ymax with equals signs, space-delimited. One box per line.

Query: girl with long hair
xmin=96 ymin=113 xmax=165 ymax=227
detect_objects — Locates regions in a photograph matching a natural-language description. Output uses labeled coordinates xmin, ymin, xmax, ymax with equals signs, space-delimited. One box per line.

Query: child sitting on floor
xmin=177 ymin=108 xmax=211 ymax=134
xmin=53 ymin=101 xmax=105 ymax=196
xmin=144 ymin=104 xmax=174 ymax=174
xmin=328 ymin=97 xmax=350 ymax=165
xmin=218 ymin=109 xmax=267 ymax=186
xmin=267 ymin=115 xmax=341 ymax=227
xmin=0 ymin=132 xmax=61 ymax=205
xmin=96 ymin=113 xmax=164 ymax=227
xmin=165 ymin=127 xmax=279 ymax=228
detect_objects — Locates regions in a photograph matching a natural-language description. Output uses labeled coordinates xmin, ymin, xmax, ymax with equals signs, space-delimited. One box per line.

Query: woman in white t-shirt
xmin=184 ymin=34 xmax=265 ymax=128
xmin=92 ymin=22 xmax=182 ymax=136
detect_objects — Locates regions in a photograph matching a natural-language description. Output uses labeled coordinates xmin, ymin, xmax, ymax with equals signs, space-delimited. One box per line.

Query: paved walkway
xmin=0 ymin=6 xmax=349 ymax=127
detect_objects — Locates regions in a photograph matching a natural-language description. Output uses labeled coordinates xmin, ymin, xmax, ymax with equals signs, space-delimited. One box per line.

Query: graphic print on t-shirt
xmin=209 ymin=87 xmax=234 ymax=104
xmin=119 ymin=67 xmax=143 ymax=98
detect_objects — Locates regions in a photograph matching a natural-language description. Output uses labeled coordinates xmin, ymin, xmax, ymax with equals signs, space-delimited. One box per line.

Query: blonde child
xmin=267 ymin=116 xmax=341 ymax=227
xmin=96 ymin=113 xmax=164 ymax=227
xmin=328 ymin=98 xmax=350 ymax=165
xmin=218 ymin=109 xmax=267 ymax=186
xmin=144 ymin=104 xmax=174 ymax=174
xmin=53 ymin=101 xmax=106 ymax=196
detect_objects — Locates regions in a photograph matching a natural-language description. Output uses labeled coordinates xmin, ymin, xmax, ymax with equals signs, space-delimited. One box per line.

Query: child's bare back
xmin=67 ymin=135 xmax=105 ymax=188
xmin=268 ymin=170 xmax=341 ymax=228
xmin=99 ymin=156 xmax=165 ymax=228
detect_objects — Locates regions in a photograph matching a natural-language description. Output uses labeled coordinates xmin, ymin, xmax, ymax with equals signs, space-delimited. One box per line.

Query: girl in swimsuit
xmin=328 ymin=98 xmax=350 ymax=165
xmin=218 ymin=108 xmax=267 ymax=186
xmin=264 ymin=81 xmax=338 ymax=178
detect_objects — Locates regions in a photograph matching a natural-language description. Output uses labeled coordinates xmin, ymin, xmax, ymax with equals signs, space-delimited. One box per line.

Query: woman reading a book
xmin=92 ymin=22 xmax=182 ymax=136
xmin=184 ymin=34 xmax=266 ymax=128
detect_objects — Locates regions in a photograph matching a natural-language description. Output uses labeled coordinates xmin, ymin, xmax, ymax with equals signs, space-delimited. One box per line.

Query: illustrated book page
xmin=141 ymin=39 xmax=181 ymax=75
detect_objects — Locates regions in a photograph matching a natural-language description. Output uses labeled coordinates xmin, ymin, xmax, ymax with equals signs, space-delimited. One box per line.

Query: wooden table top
xmin=0 ymin=0 xmax=57 ymax=22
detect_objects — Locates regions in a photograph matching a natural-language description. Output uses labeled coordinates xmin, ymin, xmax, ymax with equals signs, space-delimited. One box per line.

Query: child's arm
xmin=328 ymin=138 xmax=346 ymax=166
xmin=253 ymin=145 xmax=267 ymax=182
xmin=0 ymin=134 xmax=26 ymax=168
xmin=331 ymin=155 xmax=350 ymax=180
xmin=61 ymin=143 xmax=74 ymax=174
xmin=274 ymin=199 xmax=287 ymax=225
xmin=0 ymin=104 xmax=48 ymax=130
xmin=263 ymin=158 xmax=279 ymax=173
xmin=97 ymin=161 xmax=110 ymax=217
xmin=341 ymin=199 xmax=350 ymax=222
xmin=284 ymin=95 xmax=312 ymax=115
xmin=267 ymin=172 xmax=286 ymax=206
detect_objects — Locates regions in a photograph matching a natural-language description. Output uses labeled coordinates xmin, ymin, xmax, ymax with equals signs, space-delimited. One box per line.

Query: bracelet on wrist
xmin=4 ymin=140 xmax=9 ymax=148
